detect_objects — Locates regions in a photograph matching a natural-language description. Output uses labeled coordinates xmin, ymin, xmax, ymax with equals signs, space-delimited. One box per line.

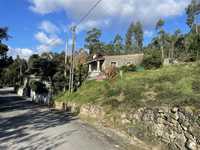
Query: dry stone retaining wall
xmin=60 ymin=102 xmax=200 ymax=150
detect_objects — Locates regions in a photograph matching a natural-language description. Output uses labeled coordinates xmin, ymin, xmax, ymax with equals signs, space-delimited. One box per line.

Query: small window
xmin=127 ymin=62 xmax=131 ymax=65
xmin=111 ymin=61 xmax=117 ymax=67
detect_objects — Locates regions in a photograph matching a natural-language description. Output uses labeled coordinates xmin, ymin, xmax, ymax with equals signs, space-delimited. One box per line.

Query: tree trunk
xmin=168 ymin=47 xmax=171 ymax=59
xmin=161 ymin=46 xmax=164 ymax=60
xmin=172 ymin=41 xmax=175 ymax=59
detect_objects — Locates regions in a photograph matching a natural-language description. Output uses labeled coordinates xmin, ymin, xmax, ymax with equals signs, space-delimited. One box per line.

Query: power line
xmin=68 ymin=0 xmax=102 ymax=93
xmin=77 ymin=0 xmax=103 ymax=27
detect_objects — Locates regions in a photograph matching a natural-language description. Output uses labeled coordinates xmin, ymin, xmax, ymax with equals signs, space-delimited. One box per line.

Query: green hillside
xmin=55 ymin=62 xmax=200 ymax=110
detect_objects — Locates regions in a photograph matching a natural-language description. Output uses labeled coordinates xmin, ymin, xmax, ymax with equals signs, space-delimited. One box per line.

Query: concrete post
xmin=97 ymin=61 xmax=100 ymax=72
xmin=89 ymin=64 xmax=92 ymax=72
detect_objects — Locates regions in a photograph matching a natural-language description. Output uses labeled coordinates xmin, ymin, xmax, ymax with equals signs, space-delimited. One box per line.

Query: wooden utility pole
xmin=64 ymin=34 xmax=69 ymax=77
xmin=64 ymin=33 xmax=69 ymax=92
xmin=69 ymin=26 xmax=76 ymax=93
xmin=67 ymin=0 xmax=102 ymax=93
xmin=195 ymin=16 xmax=199 ymax=60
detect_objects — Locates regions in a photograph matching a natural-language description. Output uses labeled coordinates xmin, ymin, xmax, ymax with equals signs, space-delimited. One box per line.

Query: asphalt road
xmin=0 ymin=89 xmax=124 ymax=150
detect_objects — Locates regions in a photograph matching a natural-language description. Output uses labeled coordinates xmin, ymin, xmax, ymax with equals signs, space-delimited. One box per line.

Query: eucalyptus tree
xmin=186 ymin=0 xmax=200 ymax=33
xmin=132 ymin=21 xmax=144 ymax=52
xmin=125 ymin=23 xmax=134 ymax=52
xmin=186 ymin=0 xmax=200 ymax=60
xmin=113 ymin=34 xmax=123 ymax=54
xmin=168 ymin=29 xmax=181 ymax=59
xmin=156 ymin=19 xmax=165 ymax=60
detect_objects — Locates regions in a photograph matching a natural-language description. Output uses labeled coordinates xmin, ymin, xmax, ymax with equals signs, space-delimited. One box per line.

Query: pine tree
xmin=85 ymin=28 xmax=102 ymax=55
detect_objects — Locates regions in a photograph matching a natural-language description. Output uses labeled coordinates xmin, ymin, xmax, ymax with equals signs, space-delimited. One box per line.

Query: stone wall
xmin=52 ymin=100 xmax=200 ymax=150
xmin=124 ymin=107 xmax=200 ymax=150
xmin=76 ymin=104 xmax=200 ymax=150
xmin=102 ymin=54 xmax=144 ymax=70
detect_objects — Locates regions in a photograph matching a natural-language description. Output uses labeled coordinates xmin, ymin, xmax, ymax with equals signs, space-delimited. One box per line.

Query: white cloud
xmin=68 ymin=19 xmax=110 ymax=33
xmin=144 ymin=30 xmax=155 ymax=38
xmin=8 ymin=47 xmax=34 ymax=60
xmin=34 ymin=20 xmax=64 ymax=53
xmin=35 ymin=32 xmax=49 ymax=44
xmin=35 ymin=31 xmax=63 ymax=46
xmin=34 ymin=31 xmax=63 ymax=52
xmin=29 ymin=0 xmax=190 ymax=29
xmin=39 ymin=20 xmax=60 ymax=34
xmin=78 ymin=19 xmax=110 ymax=32
xmin=36 ymin=45 xmax=51 ymax=54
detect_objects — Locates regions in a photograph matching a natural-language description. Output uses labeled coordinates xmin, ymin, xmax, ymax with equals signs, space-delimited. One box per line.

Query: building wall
xmin=102 ymin=54 xmax=144 ymax=70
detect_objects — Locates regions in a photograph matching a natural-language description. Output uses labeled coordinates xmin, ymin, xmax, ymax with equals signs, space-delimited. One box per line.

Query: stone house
xmin=87 ymin=53 xmax=144 ymax=78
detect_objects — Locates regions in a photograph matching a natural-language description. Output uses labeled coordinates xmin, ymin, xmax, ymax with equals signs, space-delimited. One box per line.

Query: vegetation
xmin=55 ymin=62 xmax=200 ymax=109
xmin=85 ymin=28 xmax=102 ymax=55
xmin=0 ymin=0 xmax=200 ymax=99
xmin=30 ymin=81 xmax=48 ymax=95
xmin=2 ymin=56 xmax=27 ymax=86
xmin=142 ymin=49 xmax=162 ymax=69
xmin=120 ymin=64 xmax=137 ymax=72
xmin=0 ymin=27 xmax=13 ymax=86
xmin=125 ymin=21 xmax=144 ymax=53
xmin=82 ymin=0 xmax=199 ymax=62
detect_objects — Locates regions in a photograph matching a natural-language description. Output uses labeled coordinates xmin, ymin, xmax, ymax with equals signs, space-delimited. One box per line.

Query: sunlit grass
xmin=55 ymin=62 xmax=200 ymax=109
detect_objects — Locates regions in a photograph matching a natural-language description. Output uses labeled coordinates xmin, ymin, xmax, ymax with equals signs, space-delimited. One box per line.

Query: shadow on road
xmin=0 ymin=90 xmax=77 ymax=150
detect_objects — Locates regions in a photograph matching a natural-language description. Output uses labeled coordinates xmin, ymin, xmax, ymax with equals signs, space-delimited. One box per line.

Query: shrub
xmin=30 ymin=81 xmax=48 ymax=94
xmin=136 ymin=66 xmax=145 ymax=72
xmin=192 ymin=80 xmax=200 ymax=93
xmin=104 ymin=66 xmax=118 ymax=80
xmin=142 ymin=52 xmax=162 ymax=69
xmin=120 ymin=64 xmax=137 ymax=72
xmin=14 ymin=84 xmax=20 ymax=92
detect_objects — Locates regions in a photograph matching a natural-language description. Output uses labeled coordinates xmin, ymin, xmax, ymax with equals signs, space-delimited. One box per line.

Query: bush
xmin=142 ymin=52 xmax=162 ymax=69
xmin=104 ymin=66 xmax=118 ymax=80
xmin=14 ymin=84 xmax=20 ymax=92
xmin=30 ymin=81 xmax=48 ymax=94
xmin=192 ymin=80 xmax=200 ymax=93
xmin=120 ymin=64 xmax=137 ymax=72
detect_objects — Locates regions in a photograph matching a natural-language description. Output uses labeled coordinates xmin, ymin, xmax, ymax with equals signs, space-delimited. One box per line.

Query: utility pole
xmin=69 ymin=26 xmax=76 ymax=93
xmin=195 ymin=15 xmax=199 ymax=60
xmin=64 ymin=33 xmax=69 ymax=92
xmin=67 ymin=0 xmax=102 ymax=93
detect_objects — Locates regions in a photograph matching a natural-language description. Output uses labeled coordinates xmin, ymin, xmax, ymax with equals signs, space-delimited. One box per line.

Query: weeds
xmin=55 ymin=62 xmax=200 ymax=109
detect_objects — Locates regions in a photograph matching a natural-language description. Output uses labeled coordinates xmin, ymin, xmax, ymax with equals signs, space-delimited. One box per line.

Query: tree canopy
xmin=85 ymin=28 xmax=102 ymax=55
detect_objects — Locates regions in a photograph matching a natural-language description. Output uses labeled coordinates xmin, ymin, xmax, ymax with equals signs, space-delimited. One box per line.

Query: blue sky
xmin=0 ymin=0 xmax=191 ymax=59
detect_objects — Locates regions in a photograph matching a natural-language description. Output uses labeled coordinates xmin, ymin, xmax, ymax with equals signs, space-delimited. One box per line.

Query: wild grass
xmin=55 ymin=62 xmax=200 ymax=109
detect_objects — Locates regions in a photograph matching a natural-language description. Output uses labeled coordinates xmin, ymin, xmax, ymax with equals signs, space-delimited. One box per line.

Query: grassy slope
xmin=55 ymin=62 xmax=200 ymax=111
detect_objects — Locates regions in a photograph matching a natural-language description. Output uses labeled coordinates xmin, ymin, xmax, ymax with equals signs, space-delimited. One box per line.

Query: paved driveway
xmin=0 ymin=89 xmax=124 ymax=150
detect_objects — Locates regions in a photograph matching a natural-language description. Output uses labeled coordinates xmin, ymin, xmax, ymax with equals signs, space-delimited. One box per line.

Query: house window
xmin=111 ymin=61 xmax=117 ymax=67
xmin=127 ymin=62 xmax=131 ymax=66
